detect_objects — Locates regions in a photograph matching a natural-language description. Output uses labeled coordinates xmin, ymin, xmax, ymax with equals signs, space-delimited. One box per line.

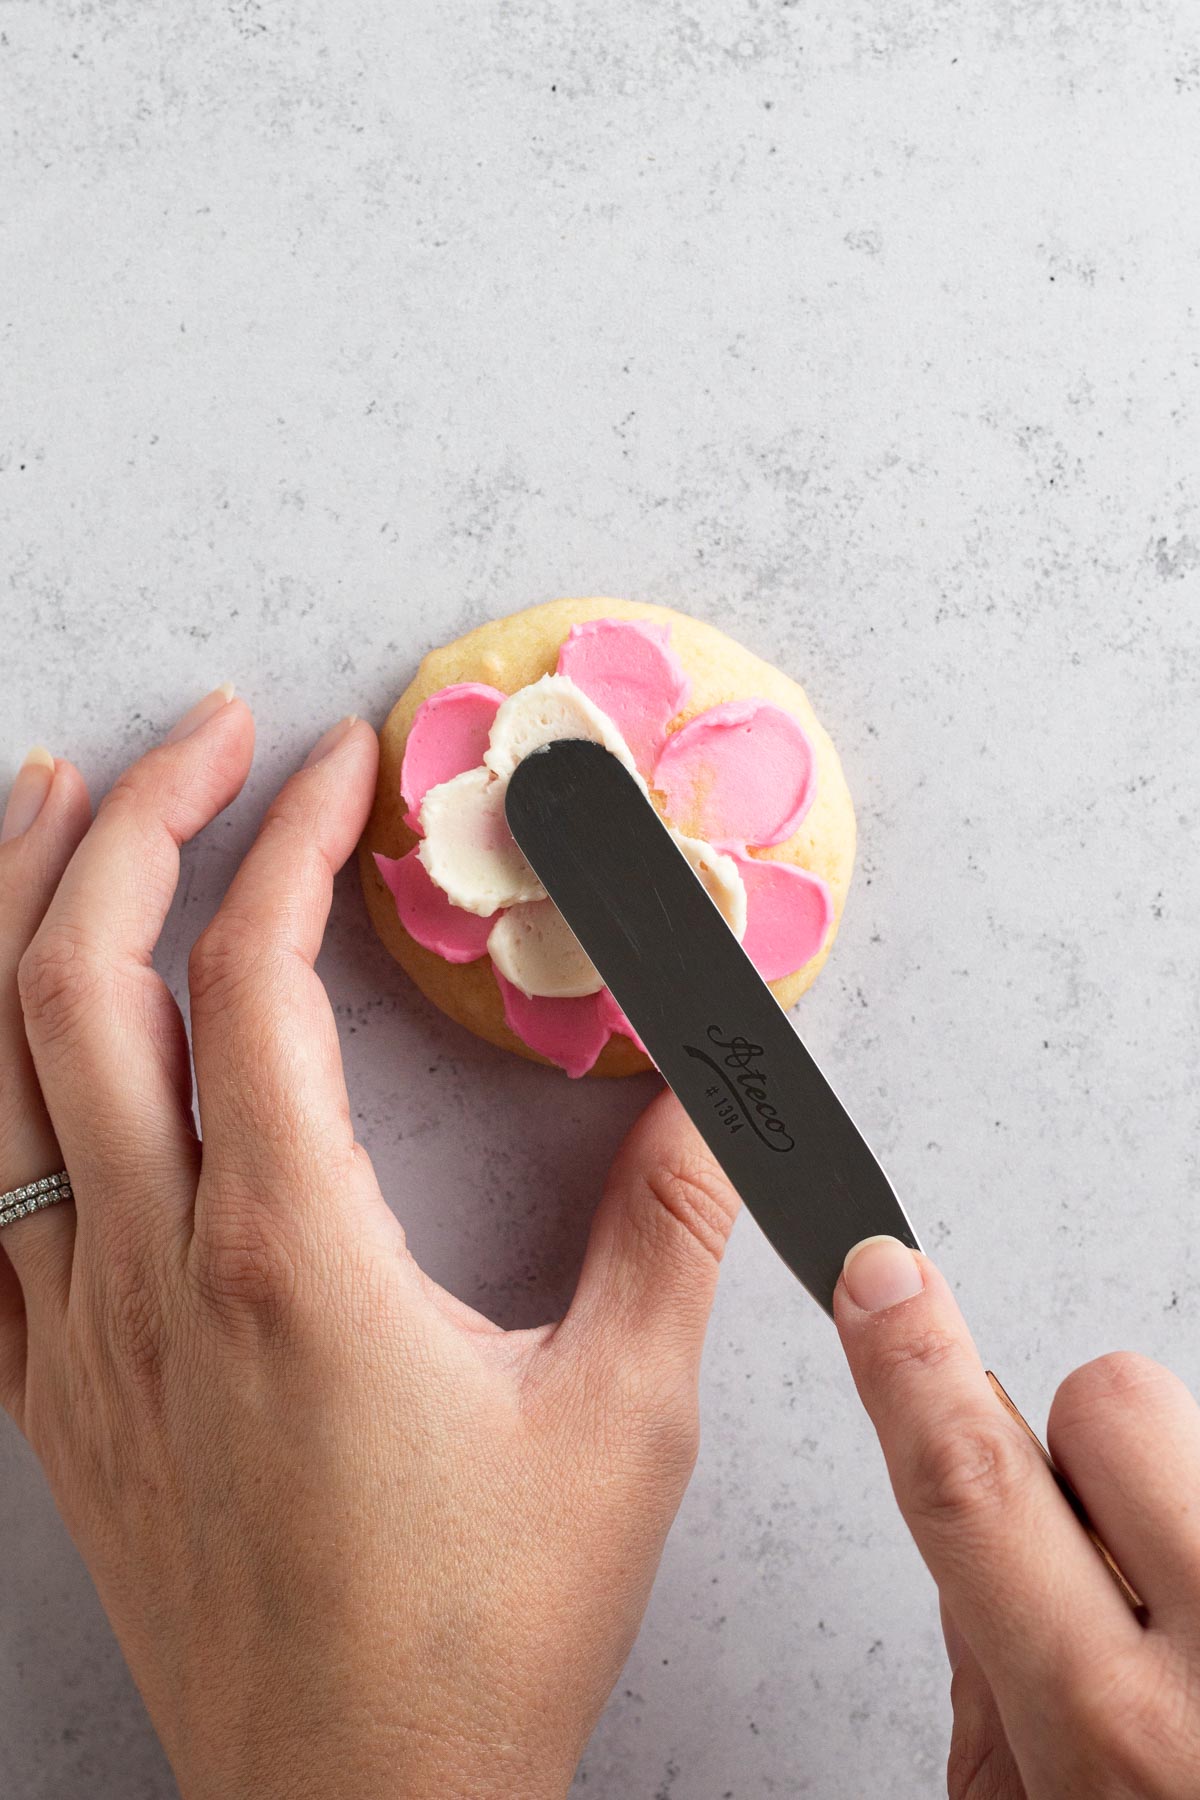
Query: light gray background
xmin=3 ymin=2 xmax=1198 ymax=1795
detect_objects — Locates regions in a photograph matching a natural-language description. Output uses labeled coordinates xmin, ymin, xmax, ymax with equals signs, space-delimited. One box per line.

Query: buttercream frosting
xmin=400 ymin=682 xmax=504 ymax=830
xmin=728 ymin=852 xmax=834 ymax=983
xmin=483 ymin=673 xmax=644 ymax=787
xmin=417 ymin=766 xmax=545 ymax=915
xmin=493 ymin=973 xmax=621 ymax=1080
xmin=384 ymin=617 xmax=834 ymax=1075
xmin=487 ymin=898 xmax=605 ymax=999
xmin=653 ymin=698 xmax=816 ymax=849
xmin=556 ymin=617 xmax=690 ymax=773
xmin=670 ymin=829 xmax=748 ymax=940
xmin=374 ymin=848 xmax=498 ymax=962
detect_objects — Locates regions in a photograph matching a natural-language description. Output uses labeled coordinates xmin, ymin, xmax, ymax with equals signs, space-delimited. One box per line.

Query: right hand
xmin=835 ymin=1235 xmax=1200 ymax=1798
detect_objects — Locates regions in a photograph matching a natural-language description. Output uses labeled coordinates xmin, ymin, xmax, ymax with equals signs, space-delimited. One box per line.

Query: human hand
xmin=836 ymin=1236 xmax=1200 ymax=1798
xmin=0 ymin=689 xmax=742 ymax=1800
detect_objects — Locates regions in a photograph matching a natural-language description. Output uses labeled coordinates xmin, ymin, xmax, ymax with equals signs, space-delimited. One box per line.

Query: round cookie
xmin=359 ymin=598 xmax=857 ymax=1077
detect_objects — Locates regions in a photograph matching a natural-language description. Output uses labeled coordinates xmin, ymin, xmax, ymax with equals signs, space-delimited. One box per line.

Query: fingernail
xmin=303 ymin=715 xmax=358 ymax=768
xmin=1 ymin=747 xmax=56 ymax=843
xmin=842 ymin=1235 xmax=924 ymax=1313
xmin=165 ymin=682 xmax=237 ymax=744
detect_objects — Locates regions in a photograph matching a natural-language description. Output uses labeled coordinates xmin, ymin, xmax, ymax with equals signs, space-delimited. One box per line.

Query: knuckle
xmin=874 ymin=1325 xmax=962 ymax=1383
xmin=0 ymin=1065 xmax=32 ymax=1153
xmin=1052 ymin=1351 xmax=1177 ymax=1438
xmin=91 ymin=1249 xmax=171 ymax=1397
xmin=96 ymin=769 xmax=143 ymax=821
xmin=604 ymin=1358 xmax=701 ymax=1483
xmin=98 ymin=763 xmax=179 ymax=841
xmin=188 ymin=914 xmax=264 ymax=1011
xmin=259 ymin=804 xmax=310 ymax=856
xmin=97 ymin=775 xmax=181 ymax=897
xmin=906 ymin=1414 xmax=1033 ymax=1534
xmin=644 ymin=1382 xmax=701 ymax=1474
xmin=253 ymin=808 xmax=333 ymax=900
xmin=637 ymin=1150 xmax=739 ymax=1265
xmin=658 ymin=1411 xmax=701 ymax=1486
xmin=109 ymin=1278 xmax=169 ymax=1394
xmin=1069 ymin=1663 xmax=1164 ymax=1790
xmin=946 ymin=1731 xmax=1006 ymax=1800
xmin=95 ymin=772 xmax=173 ymax=873
xmin=628 ymin=1403 xmax=700 ymax=1490
xmin=192 ymin=1219 xmax=304 ymax=1340
xmin=18 ymin=925 xmax=104 ymax=1038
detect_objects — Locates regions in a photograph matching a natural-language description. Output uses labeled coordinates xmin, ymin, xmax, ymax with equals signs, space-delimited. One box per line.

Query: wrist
xmin=398 ymin=1745 xmax=573 ymax=1800
xmin=172 ymin=1719 xmax=576 ymax=1800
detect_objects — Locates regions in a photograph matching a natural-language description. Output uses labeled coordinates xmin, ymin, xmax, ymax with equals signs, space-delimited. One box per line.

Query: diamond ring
xmin=0 ymin=1170 xmax=74 ymax=1231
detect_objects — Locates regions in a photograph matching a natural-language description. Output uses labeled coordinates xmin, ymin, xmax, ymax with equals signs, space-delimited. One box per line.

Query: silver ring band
xmin=0 ymin=1170 xmax=74 ymax=1231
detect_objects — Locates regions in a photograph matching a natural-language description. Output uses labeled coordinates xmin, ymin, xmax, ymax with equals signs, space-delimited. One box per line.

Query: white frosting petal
xmin=417 ymin=767 xmax=546 ymax=916
xmin=487 ymin=898 xmax=605 ymax=999
xmin=413 ymin=672 xmax=743 ymax=1000
xmin=669 ymin=830 xmax=748 ymax=939
xmin=483 ymin=673 xmax=646 ymax=787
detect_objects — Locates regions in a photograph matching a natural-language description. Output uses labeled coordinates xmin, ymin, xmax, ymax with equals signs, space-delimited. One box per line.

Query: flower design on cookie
xmin=374 ymin=617 xmax=833 ymax=1077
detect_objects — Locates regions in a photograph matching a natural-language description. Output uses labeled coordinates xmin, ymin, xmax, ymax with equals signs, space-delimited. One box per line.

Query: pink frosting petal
xmin=597 ymin=988 xmax=652 ymax=1060
xmin=400 ymin=683 xmax=506 ymax=830
xmin=729 ymin=853 xmax=833 ymax=981
xmin=374 ymin=850 xmax=497 ymax=963
xmin=652 ymin=700 xmax=817 ymax=849
xmin=556 ymin=618 xmax=691 ymax=774
xmin=493 ymin=969 xmax=615 ymax=1078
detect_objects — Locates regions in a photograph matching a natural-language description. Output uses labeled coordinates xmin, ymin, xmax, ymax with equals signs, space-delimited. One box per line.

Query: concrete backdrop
xmin=3 ymin=1 xmax=1198 ymax=1794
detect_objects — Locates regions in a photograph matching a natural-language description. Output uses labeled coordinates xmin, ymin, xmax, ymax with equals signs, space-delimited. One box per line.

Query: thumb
xmin=558 ymin=1088 xmax=741 ymax=1388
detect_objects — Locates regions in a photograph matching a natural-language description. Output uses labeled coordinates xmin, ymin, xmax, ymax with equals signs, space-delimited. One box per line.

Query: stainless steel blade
xmin=505 ymin=738 xmax=921 ymax=1314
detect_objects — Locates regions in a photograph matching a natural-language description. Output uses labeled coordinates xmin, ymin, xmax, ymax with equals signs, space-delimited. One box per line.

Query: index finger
xmin=833 ymin=1237 xmax=1141 ymax=1720
xmin=187 ymin=717 xmax=385 ymax=1254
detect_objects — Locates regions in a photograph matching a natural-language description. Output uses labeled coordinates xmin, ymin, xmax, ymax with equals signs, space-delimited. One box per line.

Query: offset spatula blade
xmin=505 ymin=739 xmax=921 ymax=1314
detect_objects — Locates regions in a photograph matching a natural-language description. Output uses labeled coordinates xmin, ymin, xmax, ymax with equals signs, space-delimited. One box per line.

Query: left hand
xmin=0 ymin=688 xmax=743 ymax=1800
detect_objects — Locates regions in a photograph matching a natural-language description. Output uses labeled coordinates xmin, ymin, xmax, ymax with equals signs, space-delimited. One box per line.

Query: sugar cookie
xmin=359 ymin=598 xmax=856 ymax=1077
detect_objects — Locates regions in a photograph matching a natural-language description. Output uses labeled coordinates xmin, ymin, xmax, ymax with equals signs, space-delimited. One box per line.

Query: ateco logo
xmin=684 ymin=1027 xmax=795 ymax=1153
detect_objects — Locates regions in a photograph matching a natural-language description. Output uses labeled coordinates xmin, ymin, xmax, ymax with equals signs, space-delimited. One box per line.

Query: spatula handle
xmin=985 ymin=1371 xmax=1143 ymax=1615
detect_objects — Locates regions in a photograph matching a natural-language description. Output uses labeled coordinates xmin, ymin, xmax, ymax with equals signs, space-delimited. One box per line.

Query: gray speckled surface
xmin=3 ymin=2 xmax=1198 ymax=1795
